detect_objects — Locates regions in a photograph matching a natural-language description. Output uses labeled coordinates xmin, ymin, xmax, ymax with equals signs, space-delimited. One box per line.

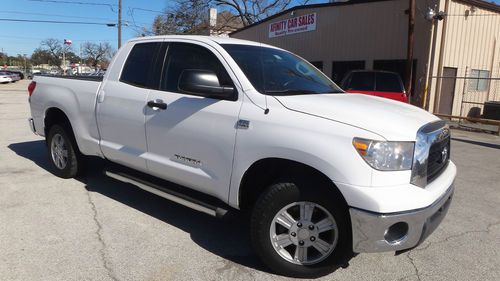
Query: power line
xmin=128 ymin=7 xmax=164 ymax=15
xmin=0 ymin=10 xmax=115 ymax=21
xmin=0 ymin=35 xmax=112 ymax=42
xmin=0 ymin=10 xmax=147 ymax=27
xmin=0 ymin=18 xmax=115 ymax=26
xmin=28 ymin=0 xmax=117 ymax=12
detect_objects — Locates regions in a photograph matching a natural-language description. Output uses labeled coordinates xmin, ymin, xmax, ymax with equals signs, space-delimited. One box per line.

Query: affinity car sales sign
xmin=268 ymin=13 xmax=317 ymax=38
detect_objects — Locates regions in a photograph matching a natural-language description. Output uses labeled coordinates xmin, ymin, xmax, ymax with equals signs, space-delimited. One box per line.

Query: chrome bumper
xmin=350 ymin=184 xmax=454 ymax=253
xmin=28 ymin=118 xmax=37 ymax=135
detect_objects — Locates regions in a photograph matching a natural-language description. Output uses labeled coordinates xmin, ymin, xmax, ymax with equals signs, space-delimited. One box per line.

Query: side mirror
xmin=178 ymin=69 xmax=235 ymax=100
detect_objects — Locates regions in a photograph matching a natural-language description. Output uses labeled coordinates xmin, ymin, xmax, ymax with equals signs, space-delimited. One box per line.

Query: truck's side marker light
xmin=353 ymin=139 xmax=369 ymax=156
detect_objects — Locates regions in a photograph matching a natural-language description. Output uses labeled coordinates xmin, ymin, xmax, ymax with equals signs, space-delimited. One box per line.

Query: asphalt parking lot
xmin=1 ymin=80 xmax=499 ymax=281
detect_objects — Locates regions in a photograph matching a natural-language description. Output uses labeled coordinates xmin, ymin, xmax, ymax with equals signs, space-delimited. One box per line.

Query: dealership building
xmin=230 ymin=0 xmax=500 ymax=117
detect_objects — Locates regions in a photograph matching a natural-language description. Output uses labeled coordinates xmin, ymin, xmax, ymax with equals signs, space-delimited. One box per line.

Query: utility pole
xmin=118 ymin=0 xmax=122 ymax=49
xmin=405 ymin=0 xmax=416 ymax=103
xmin=62 ymin=51 xmax=66 ymax=75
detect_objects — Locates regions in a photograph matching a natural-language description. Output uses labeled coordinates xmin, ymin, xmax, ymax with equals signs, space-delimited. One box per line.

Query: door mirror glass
xmin=178 ymin=69 xmax=235 ymax=99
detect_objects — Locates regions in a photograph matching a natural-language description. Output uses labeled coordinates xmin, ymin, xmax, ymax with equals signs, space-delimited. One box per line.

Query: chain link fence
xmin=459 ymin=64 xmax=500 ymax=119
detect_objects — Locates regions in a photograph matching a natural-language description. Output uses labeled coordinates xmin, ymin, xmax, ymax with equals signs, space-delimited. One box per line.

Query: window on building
xmin=309 ymin=61 xmax=324 ymax=72
xmin=332 ymin=61 xmax=365 ymax=84
xmin=468 ymin=69 xmax=490 ymax=92
xmin=120 ymin=42 xmax=161 ymax=88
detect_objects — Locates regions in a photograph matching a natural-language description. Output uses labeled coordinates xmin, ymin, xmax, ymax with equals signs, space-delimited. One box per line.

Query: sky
xmin=0 ymin=0 xmax=168 ymax=56
xmin=1 ymin=0 xmax=499 ymax=57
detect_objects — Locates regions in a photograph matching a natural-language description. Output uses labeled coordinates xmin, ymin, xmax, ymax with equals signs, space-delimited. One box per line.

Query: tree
xmin=149 ymin=0 xmax=211 ymax=35
xmin=38 ymin=38 xmax=73 ymax=69
xmin=0 ymin=52 xmax=9 ymax=67
xmin=148 ymin=0 xmax=312 ymax=36
xmin=31 ymin=48 xmax=54 ymax=66
xmin=81 ymin=42 xmax=114 ymax=69
xmin=212 ymin=0 xmax=309 ymax=26
xmin=65 ymin=51 xmax=81 ymax=64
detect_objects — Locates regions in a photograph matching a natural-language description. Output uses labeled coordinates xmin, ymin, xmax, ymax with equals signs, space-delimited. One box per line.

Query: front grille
xmin=426 ymin=135 xmax=450 ymax=183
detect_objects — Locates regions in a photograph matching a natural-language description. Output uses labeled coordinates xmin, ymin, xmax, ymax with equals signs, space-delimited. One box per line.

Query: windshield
xmin=222 ymin=44 xmax=343 ymax=95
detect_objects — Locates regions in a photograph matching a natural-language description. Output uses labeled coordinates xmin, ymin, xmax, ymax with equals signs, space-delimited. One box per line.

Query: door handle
xmin=147 ymin=100 xmax=167 ymax=110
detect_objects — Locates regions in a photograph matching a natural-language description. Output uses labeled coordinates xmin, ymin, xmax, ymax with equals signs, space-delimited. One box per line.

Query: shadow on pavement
xmin=8 ymin=140 xmax=268 ymax=273
xmin=451 ymin=137 xmax=500 ymax=150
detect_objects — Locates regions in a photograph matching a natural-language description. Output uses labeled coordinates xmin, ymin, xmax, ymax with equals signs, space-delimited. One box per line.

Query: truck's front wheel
xmin=47 ymin=124 xmax=80 ymax=178
xmin=250 ymin=180 xmax=351 ymax=278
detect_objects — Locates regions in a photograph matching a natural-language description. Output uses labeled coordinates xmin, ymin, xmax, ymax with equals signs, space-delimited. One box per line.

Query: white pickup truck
xmin=28 ymin=35 xmax=455 ymax=278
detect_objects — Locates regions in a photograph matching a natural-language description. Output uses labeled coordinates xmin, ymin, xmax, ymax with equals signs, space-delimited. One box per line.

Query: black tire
xmin=250 ymin=179 xmax=352 ymax=278
xmin=46 ymin=124 xmax=81 ymax=178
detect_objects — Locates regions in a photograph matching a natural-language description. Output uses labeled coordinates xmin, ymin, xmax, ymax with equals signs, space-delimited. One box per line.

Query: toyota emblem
xmin=441 ymin=147 xmax=448 ymax=163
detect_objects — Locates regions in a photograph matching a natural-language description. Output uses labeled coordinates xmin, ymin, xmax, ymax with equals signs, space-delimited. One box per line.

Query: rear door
xmin=96 ymin=41 xmax=163 ymax=172
xmin=144 ymin=41 xmax=242 ymax=200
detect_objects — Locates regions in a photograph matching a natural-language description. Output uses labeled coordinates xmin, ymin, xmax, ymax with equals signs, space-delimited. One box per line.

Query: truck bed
xmin=34 ymin=74 xmax=104 ymax=82
xmin=30 ymin=74 xmax=103 ymax=156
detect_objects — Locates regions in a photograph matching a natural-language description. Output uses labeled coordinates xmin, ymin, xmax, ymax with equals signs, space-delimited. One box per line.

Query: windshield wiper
xmin=265 ymin=89 xmax=320 ymax=96
xmin=265 ymin=89 xmax=343 ymax=96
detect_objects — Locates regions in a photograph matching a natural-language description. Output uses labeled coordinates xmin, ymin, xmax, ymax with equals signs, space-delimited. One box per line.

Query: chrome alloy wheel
xmin=270 ymin=201 xmax=338 ymax=265
xmin=50 ymin=133 xmax=69 ymax=169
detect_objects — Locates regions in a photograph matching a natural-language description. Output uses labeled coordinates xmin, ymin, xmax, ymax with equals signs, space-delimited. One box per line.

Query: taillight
xmin=28 ymin=81 xmax=36 ymax=101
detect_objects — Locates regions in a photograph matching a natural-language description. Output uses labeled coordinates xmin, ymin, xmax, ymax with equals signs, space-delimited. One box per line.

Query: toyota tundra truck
xmin=27 ymin=35 xmax=455 ymax=278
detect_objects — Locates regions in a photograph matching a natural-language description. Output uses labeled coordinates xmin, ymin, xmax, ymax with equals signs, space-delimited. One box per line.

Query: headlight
xmin=353 ymin=138 xmax=414 ymax=171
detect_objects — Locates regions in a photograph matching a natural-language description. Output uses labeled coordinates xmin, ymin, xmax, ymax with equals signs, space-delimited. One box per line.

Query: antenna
xmin=259 ymin=42 xmax=270 ymax=115
xmin=264 ymin=95 xmax=269 ymax=114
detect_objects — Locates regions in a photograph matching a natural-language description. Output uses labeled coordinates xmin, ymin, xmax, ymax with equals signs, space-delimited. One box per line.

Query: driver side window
xmin=161 ymin=43 xmax=233 ymax=94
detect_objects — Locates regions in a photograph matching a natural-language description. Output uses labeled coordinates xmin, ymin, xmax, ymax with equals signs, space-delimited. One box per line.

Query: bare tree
xmin=212 ymin=0 xmax=311 ymax=26
xmin=147 ymin=0 xmax=312 ymax=36
xmin=81 ymin=42 xmax=114 ymax=70
xmin=40 ymin=38 xmax=72 ymax=69
xmin=148 ymin=0 xmax=211 ymax=35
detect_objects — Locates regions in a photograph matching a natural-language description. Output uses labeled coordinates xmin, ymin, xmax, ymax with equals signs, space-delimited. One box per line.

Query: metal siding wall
xmin=440 ymin=0 xmax=500 ymax=116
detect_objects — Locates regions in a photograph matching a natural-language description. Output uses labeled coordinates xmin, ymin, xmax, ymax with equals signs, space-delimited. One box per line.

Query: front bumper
xmin=350 ymin=183 xmax=454 ymax=253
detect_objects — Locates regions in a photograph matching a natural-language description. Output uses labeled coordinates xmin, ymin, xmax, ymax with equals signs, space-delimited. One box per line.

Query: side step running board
xmin=105 ymin=170 xmax=228 ymax=218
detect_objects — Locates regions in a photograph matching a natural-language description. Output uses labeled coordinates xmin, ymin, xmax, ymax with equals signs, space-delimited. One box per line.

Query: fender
xmin=227 ymin=97 xmax=382 ymax=209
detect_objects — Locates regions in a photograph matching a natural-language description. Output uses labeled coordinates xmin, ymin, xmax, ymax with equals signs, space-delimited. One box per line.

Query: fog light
xmin=384 ymin=222 xmax=409 ymax=244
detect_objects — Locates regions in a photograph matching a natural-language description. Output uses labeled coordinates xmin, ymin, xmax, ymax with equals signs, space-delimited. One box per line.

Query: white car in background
xmin=0 ymin=72 xmax=13 ymax=83
xmin=7 ymin=71 xmax=21 ymax=82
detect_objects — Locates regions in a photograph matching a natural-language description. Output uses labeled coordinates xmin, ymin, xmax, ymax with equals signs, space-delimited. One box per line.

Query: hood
xmin=275 ymin=93 xmax=439 ymax=140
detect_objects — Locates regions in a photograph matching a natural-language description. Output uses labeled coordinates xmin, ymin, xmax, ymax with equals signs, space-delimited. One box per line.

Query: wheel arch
xmin=44 ymin=107 xmax=80 ymax=153
xmin=44 ymin=107 xmax=71 ymax=134
xmin=238 ymin=157 xmax=349 ymax=212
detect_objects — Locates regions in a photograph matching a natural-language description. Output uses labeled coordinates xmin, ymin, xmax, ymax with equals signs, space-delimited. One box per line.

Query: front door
xmin=144 ymin=42 xmax=242 ymax=200
xmin=438 ymin=67 xmax=457 ymax=115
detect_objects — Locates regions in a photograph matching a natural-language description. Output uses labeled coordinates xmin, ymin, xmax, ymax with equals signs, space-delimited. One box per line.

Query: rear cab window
xmin=120 ymin=42 xmax=161 ymax=88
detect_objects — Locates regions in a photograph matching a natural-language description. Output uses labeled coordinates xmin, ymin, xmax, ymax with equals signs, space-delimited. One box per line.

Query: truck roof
xmin=127 ymin=35 xmax=278 ymax=49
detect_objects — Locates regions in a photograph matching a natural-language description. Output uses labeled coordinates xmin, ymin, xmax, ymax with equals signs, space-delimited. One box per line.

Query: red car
xmin=341 ymin=70 xmax=408 ymax=102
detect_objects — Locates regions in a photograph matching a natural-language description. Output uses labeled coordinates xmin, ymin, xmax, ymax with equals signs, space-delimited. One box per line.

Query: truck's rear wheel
xmin=47 ymin=124 xmax=80 ymax=178
xmin=250 ymin=180 xmax=351 ymax=278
